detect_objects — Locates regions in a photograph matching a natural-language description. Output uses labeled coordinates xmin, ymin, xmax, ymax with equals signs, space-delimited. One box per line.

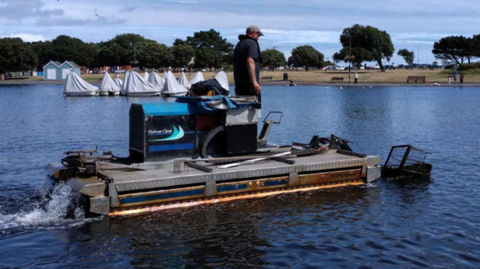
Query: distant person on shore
xmin=460 ymin=73 xmax=464 ymax=84
xmin=453 ymin=73 xmax=458 ymax=83
xmin=233 ymin=25 xmax=263 ymax=103
xmin=354 ymin=72 xmax=358 ymax=84
xmin=448 ymin=76 xmax=451 ymax=85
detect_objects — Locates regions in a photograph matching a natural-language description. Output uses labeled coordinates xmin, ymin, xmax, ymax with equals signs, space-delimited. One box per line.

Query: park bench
xmin=407 ymin=76 xmax=417 ymax=83
xmin=261 ymin=76 xmax=273 ymax=81
xmin=407 ymin=76 xmax=426 ymax=83
xmin=331 ymin=77 xmax=344 ymax=83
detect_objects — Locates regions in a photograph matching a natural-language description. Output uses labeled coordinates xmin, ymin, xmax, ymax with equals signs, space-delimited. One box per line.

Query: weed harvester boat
xmin=45 ymin=95 xmax=430 ymax=216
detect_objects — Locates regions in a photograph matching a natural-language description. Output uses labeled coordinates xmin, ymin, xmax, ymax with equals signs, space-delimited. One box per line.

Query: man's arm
xmin=247 ymin=57 xmax=261 ymax=94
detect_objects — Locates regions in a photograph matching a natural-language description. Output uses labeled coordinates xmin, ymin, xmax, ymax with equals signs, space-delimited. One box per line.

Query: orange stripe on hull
xmin=109 ymin=180 xmax=364 ymax=217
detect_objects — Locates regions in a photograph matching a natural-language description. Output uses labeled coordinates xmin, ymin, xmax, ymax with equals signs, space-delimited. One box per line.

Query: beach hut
xmin=64 ymin=72 xmax=99 ymax=97
xmin=43 ymin=60 xmax=81 ymax=80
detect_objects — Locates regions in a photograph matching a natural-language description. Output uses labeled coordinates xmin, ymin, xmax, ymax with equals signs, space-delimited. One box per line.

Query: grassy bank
xmin=6 ymin=68 xmax=480 ymax=84
xmin=74 ymin=69 xmax=480 ymax=84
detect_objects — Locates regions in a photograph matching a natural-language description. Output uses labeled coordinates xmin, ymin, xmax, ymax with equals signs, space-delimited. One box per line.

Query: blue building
xmin=43 ymin=60 xmax=81 ymax=80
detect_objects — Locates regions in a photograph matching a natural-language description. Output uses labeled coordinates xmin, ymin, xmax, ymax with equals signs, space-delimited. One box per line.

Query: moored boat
xmin=63 ymin=72 xmax=99 ymax=97
xmin=100 ymin=72 xmax=121 ymax=96
xmin=124 ymin=71 xmax=160 ymax=97
xmin=162 ymin=71 xmax=188 ymax=97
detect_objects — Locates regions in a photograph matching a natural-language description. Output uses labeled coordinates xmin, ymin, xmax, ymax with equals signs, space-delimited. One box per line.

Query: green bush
xmin=458 ymin=62 xmax=480 ymax=71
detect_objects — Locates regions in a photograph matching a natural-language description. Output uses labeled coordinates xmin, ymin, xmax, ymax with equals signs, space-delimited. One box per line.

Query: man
xmin=233 ymin=25 xmax=263 ymax=103
xmin=354 ymin=72 xmax=358 ymax=84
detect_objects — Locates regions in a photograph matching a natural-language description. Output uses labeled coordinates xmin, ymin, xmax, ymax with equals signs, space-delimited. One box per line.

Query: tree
xmin=97 ymin=42 xmax=127 ymax=67
xmin=473 ymin=35 xmax=480 ymax=58
xmin=181 ymin=29 xmax=233 ymax=68
xmin=98 ymin=34 xmax=154 ymax=67
xmin=334 ymin=24 xmax=395 ymax=71
xmin=261 ymin=49 xmax=286 ymax=71
xmin=397 ymin=49 xmax=415 ymax=68
xmin=432 ymin=36 xmax=478 ymax=65
xmin=42 ymin=35 xmax=98 ymax=68
xmin=137 ymin=42 xmax=173 ymax=69
xmin=332 ymin=47 xmax=369 ymax=69
xmin=29 ymin=41 xmax=51 ymax=70
xmin=0 ymin=38 xmax=36 ymax=75
xmin=171 ymin=44 xmax=195 ymax=71
xmin=289 ymin=45 xmax=324 ymax=71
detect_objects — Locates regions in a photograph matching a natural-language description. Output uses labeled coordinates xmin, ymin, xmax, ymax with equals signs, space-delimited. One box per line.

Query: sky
xmin=1 ymin=0 xmax=479 ymax=65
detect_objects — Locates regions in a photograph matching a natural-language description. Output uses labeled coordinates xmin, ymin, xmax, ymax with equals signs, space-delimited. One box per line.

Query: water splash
xmin=0 ymin=183 xmax=88 ymax=233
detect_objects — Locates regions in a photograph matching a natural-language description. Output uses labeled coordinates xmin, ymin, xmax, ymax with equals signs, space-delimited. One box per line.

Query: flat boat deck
xmin=47 ymin=150 xmax=381 ymax=216
xmin=100 ymin=150 xmax=380 ymax=192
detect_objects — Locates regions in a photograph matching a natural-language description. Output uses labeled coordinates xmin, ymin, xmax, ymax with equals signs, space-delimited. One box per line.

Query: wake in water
xmin=0 ymin=182 xmax=92 ymax=234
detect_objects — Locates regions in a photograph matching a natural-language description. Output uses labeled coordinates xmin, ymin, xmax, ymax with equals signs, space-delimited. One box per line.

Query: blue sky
xmin=1 ymin=0 xmax=479 ymax=65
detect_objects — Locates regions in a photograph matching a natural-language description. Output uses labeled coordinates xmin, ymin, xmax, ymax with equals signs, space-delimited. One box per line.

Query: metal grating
xmin=383 ymin=145 xmax=432 ymax=177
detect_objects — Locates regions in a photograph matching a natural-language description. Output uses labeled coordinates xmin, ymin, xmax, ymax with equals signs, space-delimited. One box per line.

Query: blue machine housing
xmin=130 ymin=103 xmax=198 ymax=162
xmin=129 ymin=97 xmax=260 ymax=163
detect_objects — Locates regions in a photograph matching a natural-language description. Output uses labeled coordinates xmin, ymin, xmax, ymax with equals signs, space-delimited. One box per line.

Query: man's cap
xmin=247 ymin=25 xmax=264 ymax=36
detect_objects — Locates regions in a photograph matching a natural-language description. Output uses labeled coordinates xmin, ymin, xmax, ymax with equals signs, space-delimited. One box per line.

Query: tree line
xmin=0 ymin=29 xmax=312 ymax=75
xmin=1 ymin=26 xmax=479 ymax=76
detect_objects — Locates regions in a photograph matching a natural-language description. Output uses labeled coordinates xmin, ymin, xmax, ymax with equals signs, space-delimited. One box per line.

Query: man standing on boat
xmin=233 ymin=25 xmax=263 ymax=104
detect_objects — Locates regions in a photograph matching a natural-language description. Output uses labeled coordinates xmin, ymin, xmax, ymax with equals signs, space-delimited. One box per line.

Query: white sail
xmin=148 ymin=72 xmax=165 ymax=91
xmin=125 ymin=71 xmax=160 ymax=96
xmin=120 ymin=71 xmax=130 ymax=96
xmin=114 ymin=78 xmax=123 ymax=88
xmin=63 ymin=72 xmax=99 ymax=97
xmin=144 ymin=72 xmax=149 ymax=81
xmin=100 ymin=72 xmax=121 ymax=96
xmin=214 ymin=71 xmax=229 ymax=92
xmin=178 ymin=72 xmax=189 ymax=88
xmin=162 ymin=71 xmax=188 ymax=96
xmin=188 ymin=71 xmax=204 ymax=86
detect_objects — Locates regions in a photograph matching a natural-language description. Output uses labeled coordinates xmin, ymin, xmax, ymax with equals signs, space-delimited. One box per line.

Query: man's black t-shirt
xmin=233 ymin=35 xmax=261 ymax=96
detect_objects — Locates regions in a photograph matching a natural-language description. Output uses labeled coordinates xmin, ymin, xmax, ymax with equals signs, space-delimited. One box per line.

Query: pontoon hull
xmin=46 ymin=150 xmax=381 ymax=216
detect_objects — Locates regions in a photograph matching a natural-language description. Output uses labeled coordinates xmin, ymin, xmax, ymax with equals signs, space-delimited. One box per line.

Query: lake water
xmin=0 ymin=84 xmax=479 ymax=268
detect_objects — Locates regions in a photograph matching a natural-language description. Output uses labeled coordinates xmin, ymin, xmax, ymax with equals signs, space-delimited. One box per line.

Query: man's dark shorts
xmin=235 ymin=83 xmax=261 ymax=106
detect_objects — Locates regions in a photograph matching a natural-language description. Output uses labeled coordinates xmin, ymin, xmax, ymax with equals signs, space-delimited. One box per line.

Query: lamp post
xmin=130 ymin=42 xmax=137 ymax=70
xmin=348 ymin=28 xmax=351 ymax=83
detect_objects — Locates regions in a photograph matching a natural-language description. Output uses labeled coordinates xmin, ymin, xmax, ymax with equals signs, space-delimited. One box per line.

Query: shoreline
xmin=1 ymin=79 xmax=479 ymax=87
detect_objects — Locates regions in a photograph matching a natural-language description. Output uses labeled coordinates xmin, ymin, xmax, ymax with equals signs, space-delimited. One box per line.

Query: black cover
xmin=189 ymin=78 xmax=230 ymax=96
xmin=226 ymin=124 xmax=257 ymax=155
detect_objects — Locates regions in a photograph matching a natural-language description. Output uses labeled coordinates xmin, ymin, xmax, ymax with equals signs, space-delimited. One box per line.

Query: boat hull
xmin=64 ymin=91 xmax=99 ymax=97
xmin=109 ymin=170 xmax=365 ymax=216
xmin=125 ymin=92 xmax=160 ymax=97
xmin=46 ymin=150 xmax=382 ymax=216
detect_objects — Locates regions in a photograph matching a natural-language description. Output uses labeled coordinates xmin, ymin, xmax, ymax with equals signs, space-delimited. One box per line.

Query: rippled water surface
xmin=1 ymin=84 xmax=479 ymax=268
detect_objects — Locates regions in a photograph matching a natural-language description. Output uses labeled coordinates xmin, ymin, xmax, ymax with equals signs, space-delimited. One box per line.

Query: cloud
xmin=0 ymin=0 xmax=63 ymax=21
xmin=36 ymin=16 xmax=125 ymax=27
xmin=163 ymin=0 xmax=198 ymax=4
xmin=119 ymin=6 xmax=137 ymax=12
xmin=1 ymin=33 xmax=47 ymax=42
xmin=1 ymin=0 xmax=479 ymax=64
